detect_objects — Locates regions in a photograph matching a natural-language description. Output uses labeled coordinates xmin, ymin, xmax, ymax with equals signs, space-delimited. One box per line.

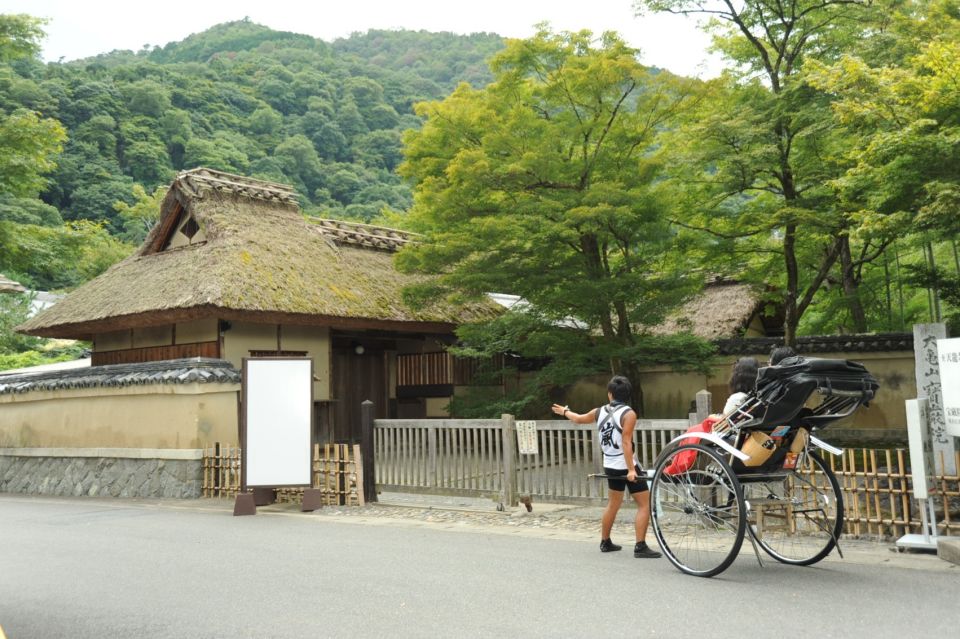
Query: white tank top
xmin=596 ymin=403 xmax=638 ymax=470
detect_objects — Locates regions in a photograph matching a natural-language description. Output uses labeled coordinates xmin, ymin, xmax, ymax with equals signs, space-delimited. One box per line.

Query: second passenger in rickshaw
xmin=551 ymin=376 xmax=661 ymax=558
xmin=722 ymin=357 xmax=760 ymax=415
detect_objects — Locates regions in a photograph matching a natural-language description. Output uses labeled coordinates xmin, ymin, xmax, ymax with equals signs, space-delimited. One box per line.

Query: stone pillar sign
xmin=913 ymin=324 xmax=956 ymax=475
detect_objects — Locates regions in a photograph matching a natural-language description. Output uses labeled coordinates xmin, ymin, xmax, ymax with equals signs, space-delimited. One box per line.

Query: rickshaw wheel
xmin=745 ymin=450 xmax=843 ymax=565
xmin=651 ymin=443 xmax=745 ymax=578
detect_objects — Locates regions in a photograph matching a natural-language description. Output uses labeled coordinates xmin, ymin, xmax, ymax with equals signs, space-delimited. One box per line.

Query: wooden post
xmin=427 ymin=425 xmax=438 ymax=488
xmin=360 ymin=400 xmax=377 ymax=503
xmin=695 ymin=389 xmax=712 ymax=422
xmin=500 ymin=413 xmax=518 ymax=508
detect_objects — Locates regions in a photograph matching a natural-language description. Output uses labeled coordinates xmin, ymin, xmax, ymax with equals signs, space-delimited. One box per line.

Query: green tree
xmin=637 ymin=0 xmax=875 ymax=344
xmin=0 ymin=14 xmax=46 ymax=62
xmin=398 ymin=29 xmax=708 ymax=413
xmin=0 ymin=291 xmax=40 ymax=354
xmin=807 ymin=3 xmax=960 ymax=330
xmin=114 ymin=184 xmax=166 ymax=244
xmin=124 ymin=79 xmax=172 ymax=118
xmin=0 ymin=220 xmax=131 ymax=290
xmin=0 ymin=109 xmax=66 ymax=198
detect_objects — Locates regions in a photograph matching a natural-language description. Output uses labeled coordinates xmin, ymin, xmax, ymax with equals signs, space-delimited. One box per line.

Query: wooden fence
xmin=373 ymin=417 xmax=689 ymax=504
xmin=374 ymin=417 xmax=960 ymax=538
xmin=204 ymin=419 xmax=960 ymax=539
xmin=202 ymin=443 xmax=364 ymax=506
xmin=827 ymin=448 xmax=960 ymax=538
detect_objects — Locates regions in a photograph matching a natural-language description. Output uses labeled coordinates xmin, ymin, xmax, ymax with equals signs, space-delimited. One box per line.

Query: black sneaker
xmin=600 ymin=538 xmax=622 ymax=553
xmin=634 ymin=542 xmax=661 ymax=559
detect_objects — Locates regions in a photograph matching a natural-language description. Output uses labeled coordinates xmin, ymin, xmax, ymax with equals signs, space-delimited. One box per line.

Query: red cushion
xmin=663 ymin=417 xmax=718 ymax=475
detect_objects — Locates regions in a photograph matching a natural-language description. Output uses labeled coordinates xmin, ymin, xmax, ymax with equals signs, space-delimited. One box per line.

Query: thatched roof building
xmin=0 ymin=274 xmax=26 ymax=294
xmin=18 ymin=168 xmax=495 ymax=340
xmin=652 ymin=278 xmax=781 ymax=340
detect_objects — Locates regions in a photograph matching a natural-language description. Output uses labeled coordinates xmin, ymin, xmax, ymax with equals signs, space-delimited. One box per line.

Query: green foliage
xmin=0 ymin=193 xmax=62 ymax=225
xmin=449 ymin=311 xmax=715 ymax=418
xmin=148 ymin=19 xmax=320 ymax=64
xmin=639 ymin=0 xmax=881 ymax=343
xmin=802 ymin=2 xmax=960 ymax=329
xmin=0 ymin=14 xmax=46 ymax=62
xmin=1 ymin=19 xmax=504 ymax=237
xmin=0 ymin=109 xmax=66 ymax=198
xmin=0 ymin=292 xmax=40 ymax=354
xmin=0 ymin=220 xmax=132 ymax=290
xmin=113 ymin=184 xmax=166 ymax=243
xmin=331 ymin=29 xmax=503 ymax=95
xmin=399 ymin=29 xmax=713 ymax=412
xmin=0 ymin=291 xmax=88 ymax=372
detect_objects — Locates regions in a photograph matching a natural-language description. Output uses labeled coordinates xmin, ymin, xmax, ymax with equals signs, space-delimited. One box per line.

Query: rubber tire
xmin=651 ymin=443 xmax=746 ymax=578
xmin=751 ymin=451 xmax=843 ymax=566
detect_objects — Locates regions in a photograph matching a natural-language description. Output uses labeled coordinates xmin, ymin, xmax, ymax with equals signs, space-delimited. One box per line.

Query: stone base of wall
xmin=0 ymin=449 xmax=203 ymax=498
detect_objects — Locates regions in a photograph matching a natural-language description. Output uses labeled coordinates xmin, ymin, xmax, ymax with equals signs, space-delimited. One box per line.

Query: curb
xmin=937 ymin=538 xmax=960 ymax=565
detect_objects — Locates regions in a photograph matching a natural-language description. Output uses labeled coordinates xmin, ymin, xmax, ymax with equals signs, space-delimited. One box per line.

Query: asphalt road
xmin=0 ymin=495 xmax=956 ymax=638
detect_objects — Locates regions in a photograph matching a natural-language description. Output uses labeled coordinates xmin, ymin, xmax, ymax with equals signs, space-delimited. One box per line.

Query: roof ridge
xmin=309 ymin=217 xmax=419 ymax=252
xmin=175 ymin=168 xmax=299 ymax=205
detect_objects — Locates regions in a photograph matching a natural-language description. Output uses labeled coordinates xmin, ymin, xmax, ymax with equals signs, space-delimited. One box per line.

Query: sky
xmin=5 ymin=0 xmax=722 ymax=78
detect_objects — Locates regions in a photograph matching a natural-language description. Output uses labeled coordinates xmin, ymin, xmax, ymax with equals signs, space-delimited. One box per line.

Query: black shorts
xmin=605 ymin=465 xmax=648 ymax=493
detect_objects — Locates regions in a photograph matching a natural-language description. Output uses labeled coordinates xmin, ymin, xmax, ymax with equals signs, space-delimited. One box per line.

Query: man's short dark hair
xmin=769 ymin=346 xmax=797 ymax=366
xmin=607 ymin=375 xmax=632 ymax=403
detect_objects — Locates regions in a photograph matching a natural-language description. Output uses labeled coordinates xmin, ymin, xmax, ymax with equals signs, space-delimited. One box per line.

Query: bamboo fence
xmin=202 ymin=442 xmax=364 ymax=506
xmin=203 ymin=433 xmax=960 ymax=539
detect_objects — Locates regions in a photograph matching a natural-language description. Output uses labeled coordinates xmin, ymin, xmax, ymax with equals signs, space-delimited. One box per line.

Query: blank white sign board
xmin=939 ymin=338 xmax=960 ymax=438
xmin=243 ymin=358 xmax=312 ymax=487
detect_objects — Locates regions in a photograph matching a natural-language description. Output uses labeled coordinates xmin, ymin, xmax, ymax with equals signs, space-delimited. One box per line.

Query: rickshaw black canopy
xmin=746 ymin=356 xmax=880 ymax=430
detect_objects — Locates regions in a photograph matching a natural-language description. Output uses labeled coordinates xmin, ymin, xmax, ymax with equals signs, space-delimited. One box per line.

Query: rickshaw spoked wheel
xmin=651 ymin=443 xmax=746 ymax=578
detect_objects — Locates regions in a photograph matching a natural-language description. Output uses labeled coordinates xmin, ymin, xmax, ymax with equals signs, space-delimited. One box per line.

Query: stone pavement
xmin=241 ymin=491 xmax=957 ymax=572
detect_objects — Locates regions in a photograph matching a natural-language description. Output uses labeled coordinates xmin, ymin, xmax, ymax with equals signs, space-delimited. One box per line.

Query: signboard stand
xmin=233 ymin=492 xmax=256 ymax=516
xmin=897 ymin=397 xmax=960 ymax=550
xmin=235 ymin=357 xmax=316 ymax=517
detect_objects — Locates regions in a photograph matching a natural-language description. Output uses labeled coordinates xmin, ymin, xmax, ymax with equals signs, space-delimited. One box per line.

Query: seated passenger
xmin=768 ymin=346 xmax=797 ymax=367
xmin=722 ymin=357 xmax=759 ymax=415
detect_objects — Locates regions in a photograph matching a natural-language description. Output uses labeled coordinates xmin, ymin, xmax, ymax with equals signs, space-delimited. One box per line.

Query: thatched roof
xmin=18 ymin=168 xmax=498 ymax=339
xmin=0 ymin=274 xmax=26 ymax=294
xmin=652 ymin=280 xmax=767 ymax=340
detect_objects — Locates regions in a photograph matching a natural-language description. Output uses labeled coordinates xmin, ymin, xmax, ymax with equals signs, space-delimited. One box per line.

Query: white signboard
xmin=243 ymin=358 xmax=313 ymax=487
xmin=906 ymin=398 xmax=936 ymax=500
xmin=937 ymin=337 xmax=960 ymax=438
xmin=516 ymin=420 xmax=539 ymax=455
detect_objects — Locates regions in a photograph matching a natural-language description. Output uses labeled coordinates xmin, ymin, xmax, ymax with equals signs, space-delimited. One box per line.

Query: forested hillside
xmin=0 ymin=18 xmax=503 ymax=291
xmin=3 ymin=4 xmax=960 ymax=384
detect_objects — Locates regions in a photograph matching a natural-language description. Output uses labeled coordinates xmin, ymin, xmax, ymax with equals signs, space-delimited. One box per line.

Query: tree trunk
xmin=782 ymin=223 xmax=799 ymax=348
xmin=839 ymin=235 xmax=868 ymax=332
xmin=925 ymin=242 xmax=942 ymax=322
xmin=618 ymin=359 xmax=645 ymax=418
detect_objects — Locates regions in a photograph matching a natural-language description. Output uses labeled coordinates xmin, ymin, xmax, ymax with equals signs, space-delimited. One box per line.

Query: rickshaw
xmin=648 ymin=356 xmax=880 ymax=577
